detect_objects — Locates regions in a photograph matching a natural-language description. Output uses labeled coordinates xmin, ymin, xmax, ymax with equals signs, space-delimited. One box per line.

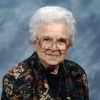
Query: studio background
xmin=0 ymin=0 xmax=100 ymax=99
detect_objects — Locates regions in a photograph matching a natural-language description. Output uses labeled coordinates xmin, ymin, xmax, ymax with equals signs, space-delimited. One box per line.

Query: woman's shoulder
xmin=63 ymin=59 xmax=86 ymax=75
xmin=3 ymin=64 xmax=26 ymax=82
xmin=4 ymin=57 xmax=34 ymax=81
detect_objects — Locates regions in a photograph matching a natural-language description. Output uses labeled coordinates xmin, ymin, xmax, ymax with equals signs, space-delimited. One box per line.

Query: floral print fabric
xmin=1 ymin=52 xmax=89 ymax=100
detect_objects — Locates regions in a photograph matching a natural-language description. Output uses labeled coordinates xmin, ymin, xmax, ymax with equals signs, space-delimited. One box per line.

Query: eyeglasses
xmin=36 ymin=36 xmax=70 ymax=51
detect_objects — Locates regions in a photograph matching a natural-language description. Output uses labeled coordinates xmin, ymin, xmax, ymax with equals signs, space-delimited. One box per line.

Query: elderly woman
xmin=1 ymin=6 xmax=89 ymax=100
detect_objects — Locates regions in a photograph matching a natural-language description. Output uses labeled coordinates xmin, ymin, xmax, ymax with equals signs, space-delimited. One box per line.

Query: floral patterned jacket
xmin=1 ymin=52 xmax=89 ymax=100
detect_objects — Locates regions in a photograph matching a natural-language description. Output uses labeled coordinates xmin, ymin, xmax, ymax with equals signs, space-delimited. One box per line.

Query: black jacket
xmin=1 ymin=52 xmax=89 ymax=100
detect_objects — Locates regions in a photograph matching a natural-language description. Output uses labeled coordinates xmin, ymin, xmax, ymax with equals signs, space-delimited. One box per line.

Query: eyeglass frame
xmin=35 ymin=36 xmax=71 ymax=51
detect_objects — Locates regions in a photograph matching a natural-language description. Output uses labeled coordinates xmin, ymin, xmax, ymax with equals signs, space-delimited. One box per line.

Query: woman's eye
xmin=42 ymin=38 xmax=52 ymax=44
xmin=58 ymin=39 xmax=66 ymax=44
xmin=43 ymin=38 xmax=52 ymax=41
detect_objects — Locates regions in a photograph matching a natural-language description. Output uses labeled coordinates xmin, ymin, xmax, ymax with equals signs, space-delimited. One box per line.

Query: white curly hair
xmin=29 ymin=6 xmax=76 ymax=46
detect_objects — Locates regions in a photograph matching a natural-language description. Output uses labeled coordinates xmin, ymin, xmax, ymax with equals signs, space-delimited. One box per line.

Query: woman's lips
xmin=46 ymin=53 xmax=59 ymax=57
xmin=44 ymin=51 xmax=60 ymax=57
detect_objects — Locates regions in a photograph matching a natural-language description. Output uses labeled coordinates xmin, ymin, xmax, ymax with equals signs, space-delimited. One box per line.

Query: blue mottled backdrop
xmin=0 ymin=0 xmax=100 ymax=99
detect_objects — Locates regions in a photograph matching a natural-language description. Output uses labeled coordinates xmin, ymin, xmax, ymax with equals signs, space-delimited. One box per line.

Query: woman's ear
xmin=32 ymin=41 xmax=37 ymax=48
xmin=32 ymin=42 xmax=37 ymax=52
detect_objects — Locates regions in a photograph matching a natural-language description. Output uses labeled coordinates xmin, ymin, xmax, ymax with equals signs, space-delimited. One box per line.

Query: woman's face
xmin=34 ymin=23 xmax=70 ymax=68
